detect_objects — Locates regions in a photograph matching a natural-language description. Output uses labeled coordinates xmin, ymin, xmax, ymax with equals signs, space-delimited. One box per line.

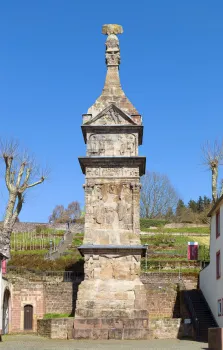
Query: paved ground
xmin=0 ymin=335 xmax=208 ymax=350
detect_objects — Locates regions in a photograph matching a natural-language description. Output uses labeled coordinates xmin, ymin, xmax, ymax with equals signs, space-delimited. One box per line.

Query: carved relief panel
xmin=86 ymin=167 xmax=139 ymax=178
xmin=93 ymin=108 xmax=130 ymax=125
xmin=87 ymin=133 xmax=137 ymax=156
xmin=85 ymin=183 xmax=134 ymax=231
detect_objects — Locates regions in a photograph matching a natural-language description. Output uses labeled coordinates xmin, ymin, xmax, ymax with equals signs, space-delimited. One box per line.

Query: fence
xmin=7 ymin=266 xmax=84 ymax=282
xmin=11 ymin=231 xmax=63 ymax=251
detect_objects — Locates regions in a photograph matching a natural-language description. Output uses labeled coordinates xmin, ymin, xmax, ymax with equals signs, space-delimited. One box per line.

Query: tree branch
xmin=11 ymin=193 xmax=24 ymax=226
xmin=16 ymin=161 xmax=26 ymax=187
xmin=26 ymin=176 xmax=45 ymax=189
xmin=4 ymin=156 xmax=14 ymax=191
xmin=20 ymin=167 xmax=32 ymax=192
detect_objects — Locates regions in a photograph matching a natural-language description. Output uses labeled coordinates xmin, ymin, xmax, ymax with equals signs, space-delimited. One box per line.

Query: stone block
xmin=92 ymin=329 xmax=109 ymax=339
xmin=208 ymin=327 xmax=223 ymax=350
xmin=73 ymin=329 xmax=93 ymax=339
xmin=108 ymin=329 xmax=123 ymax=340
xmin=123 ymin=328 xmax=149 ymax=340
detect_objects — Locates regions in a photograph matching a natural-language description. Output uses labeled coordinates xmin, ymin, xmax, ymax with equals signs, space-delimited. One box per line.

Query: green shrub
xmin=75 ymin=217 xmax=85 ymax=224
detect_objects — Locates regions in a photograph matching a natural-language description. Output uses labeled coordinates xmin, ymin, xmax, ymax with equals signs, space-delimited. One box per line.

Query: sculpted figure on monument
xmin=92 ymin=185 xmax=105 ymax=226
xmin=99 ymin=136 xmax=105 ymax=155
xmin=127 ymin=134 xmax=135 ymax=155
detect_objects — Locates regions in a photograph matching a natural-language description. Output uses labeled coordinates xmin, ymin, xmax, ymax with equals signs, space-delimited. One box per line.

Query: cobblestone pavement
xmin=0 ymin=335 xmax=208 ymax=350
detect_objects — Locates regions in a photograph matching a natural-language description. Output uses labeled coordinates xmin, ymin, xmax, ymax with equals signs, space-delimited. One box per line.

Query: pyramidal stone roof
xmin=87 ymin=24 xmax=140 ymax=119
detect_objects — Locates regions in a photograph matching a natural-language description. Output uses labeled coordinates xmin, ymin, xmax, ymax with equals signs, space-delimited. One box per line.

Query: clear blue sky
xmin=0 ymin=0 xmax=223 ymax=222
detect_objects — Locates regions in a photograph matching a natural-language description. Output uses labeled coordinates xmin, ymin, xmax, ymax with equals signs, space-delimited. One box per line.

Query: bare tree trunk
xmin=212 ymin=164 xmax=218 ymax=202
xmin=220 ymin=180 xmax=223 ymax=197
xmin=0 ymin=193 xmax=17 ymax=258
xmin=0 ymin=228 xmax=11 ymax=258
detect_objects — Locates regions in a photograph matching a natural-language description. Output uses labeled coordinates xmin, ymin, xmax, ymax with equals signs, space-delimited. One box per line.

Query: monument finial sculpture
xmin=87 ymin=24 xmax=140 ymax=118
xmin=73 ymin=25 xmax=149 ymax=340
xmin=102 ymin=24 xmax=123 ymax=67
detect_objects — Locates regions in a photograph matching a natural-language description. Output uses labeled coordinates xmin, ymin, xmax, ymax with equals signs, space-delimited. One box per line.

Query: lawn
xmin=141 ymin=227 xmax=210 ymax=234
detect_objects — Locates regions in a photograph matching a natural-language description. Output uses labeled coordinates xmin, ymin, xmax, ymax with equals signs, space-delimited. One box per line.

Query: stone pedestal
xmin=73 ymin=24 xmax=149 ymax=339
xmin=208 ymin=328 xmax=223 ymax=350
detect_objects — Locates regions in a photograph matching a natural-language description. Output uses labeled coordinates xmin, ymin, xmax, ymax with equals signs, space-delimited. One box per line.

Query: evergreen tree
xmin=203 ymin=195 xmax=211 ymax=208
xmin=188 ymin=199 xmax=198 ymax=213
xmin=176 ymin=199 xmax=185 ymax=217
xmin=197 ymin=196 xmax=204 ymax=213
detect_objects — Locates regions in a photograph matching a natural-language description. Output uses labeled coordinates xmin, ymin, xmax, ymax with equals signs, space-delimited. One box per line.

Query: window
xmin=216 ymin=251 xmax=221 ymax=279
xmin=218 ymin=299 xmax=222 ymax=316
xmin=216 ymin=210 xmax=220 ymax=238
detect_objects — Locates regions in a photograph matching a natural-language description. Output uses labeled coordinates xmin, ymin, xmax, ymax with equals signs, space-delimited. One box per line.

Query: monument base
xmin=73 ymin=246 xmax=149 ymax=340
xmin=73 ymin=317 xmax=149 ymax=339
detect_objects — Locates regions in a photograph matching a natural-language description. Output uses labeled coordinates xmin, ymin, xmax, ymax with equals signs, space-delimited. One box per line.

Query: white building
xmin=200 ymin=195 xmax=223 ymax=326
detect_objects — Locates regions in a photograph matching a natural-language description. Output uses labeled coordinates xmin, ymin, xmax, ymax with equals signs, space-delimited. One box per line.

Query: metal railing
xmin=6 ymin=266 xmax=84 ymax=282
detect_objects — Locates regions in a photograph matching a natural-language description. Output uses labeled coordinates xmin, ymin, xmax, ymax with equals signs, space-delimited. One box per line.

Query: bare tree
xmin=67 ymin=201 xmax=81 ymax=222
xmin=49 ymin=201 xmax=81 ymax=224
xmin=202 ymin=140 xmax=223 ymax=202
xmin=0 ymin=140 xmax=46 ymax=258
xmin=49 ymin=205 xmax=66 ymax=223
xmin=140 ymin=171 xmax=179 ymax=218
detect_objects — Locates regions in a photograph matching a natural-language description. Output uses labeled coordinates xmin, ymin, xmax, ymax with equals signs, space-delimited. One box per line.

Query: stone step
xmin=74 ymin=317 xmax=149 ymax=330
xmin=73 ymin=327 xmax=149 ymax=340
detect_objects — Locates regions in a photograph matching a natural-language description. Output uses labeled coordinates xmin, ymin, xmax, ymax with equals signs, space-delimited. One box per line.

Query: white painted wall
xmin=200 ymin=204 xmax=223 ymax=327
xmin=0 ymin=261 xmax=2 ymax=332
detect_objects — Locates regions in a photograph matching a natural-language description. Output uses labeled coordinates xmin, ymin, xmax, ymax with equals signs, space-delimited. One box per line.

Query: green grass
xmin=11 ymin=249 xmax=48 ymax=255
xmin=141 ymin=227 xmax=210 ymax=234
xmin=141 ymin=234 xmax=210 ymax=246
xmin=43 ymin=313 xmax=71 ymax=319
xmin=141 ymin=268 xmax=200 ymax=274
xmin=72 ymin=236 xmax=84 ymax=246
xmin=8 ymin=249 xmax=83 ymax=271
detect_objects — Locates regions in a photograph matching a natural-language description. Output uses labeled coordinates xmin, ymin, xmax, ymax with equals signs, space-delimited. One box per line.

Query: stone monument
xmin=73 ymin=24 xmax=149 ymax=339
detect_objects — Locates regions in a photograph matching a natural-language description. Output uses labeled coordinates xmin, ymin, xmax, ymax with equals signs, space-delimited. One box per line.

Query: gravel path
xmin=0 ymin=335 xmax=208 ymax=350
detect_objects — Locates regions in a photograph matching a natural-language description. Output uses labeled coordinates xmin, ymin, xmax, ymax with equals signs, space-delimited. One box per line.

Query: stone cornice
xmin=78 ymin=156 xmax=146 ymax=176
xmin=78 ymin=244 xmax=147 ymax=257
xmin=81 ymin=125 xmax=143 ymax=145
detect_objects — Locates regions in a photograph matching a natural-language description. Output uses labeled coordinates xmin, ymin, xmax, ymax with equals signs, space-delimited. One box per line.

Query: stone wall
xmin=37 ymin=317 xmax=193 ymax=340
xmin=11 ymin=281 xmax=45 ymax=332
xmin=37 ymin=318 xmax=74 ymax=339
xmin=141 ymin=272 xmax=198 ymax=290
xmin=7 ymin=272 xmax=198 ymax=334
xmin=149 ymin=318 xmax=183 ymax=339
xmin=10 ymin=222 xmax=84 ymax=233
xmin=45 ymin=282 xmax=79 ymax=315
xmin=145 ymin=285 xmax=180 ymax=318
xmin=9 ymin=277 xmax=81 ymax=333
xmin=141 ymin=273 xmax=198 ymax=318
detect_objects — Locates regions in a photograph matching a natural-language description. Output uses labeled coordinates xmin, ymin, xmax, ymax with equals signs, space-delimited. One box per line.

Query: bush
xmin=75 ymin=217 xmax=85 ymax=224
xmin=140 ymin=219 xmax=169 ymax=229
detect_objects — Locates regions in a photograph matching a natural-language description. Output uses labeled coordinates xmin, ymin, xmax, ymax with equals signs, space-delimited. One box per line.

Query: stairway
xmin=45 ymin=230 xmax=74 ymax=260
xmin=185 ymin=289 xmax=218 ymax=342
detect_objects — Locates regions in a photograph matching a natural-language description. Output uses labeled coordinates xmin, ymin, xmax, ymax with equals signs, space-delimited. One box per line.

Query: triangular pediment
xmin=84 ymin=104 xmax=137 ymax=126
